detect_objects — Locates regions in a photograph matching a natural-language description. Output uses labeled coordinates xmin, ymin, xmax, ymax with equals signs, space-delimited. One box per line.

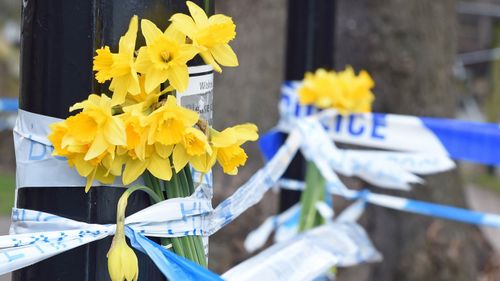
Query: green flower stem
xmin=180 ymin=167 xmax=207 ymax=267
xmin=141 ymin=166 xmax=207 ymax=267
xmin=184 ymin=166 xmax=195 ymax=194
xmin=177 ymin=169 xmax=199 ymax=264
xmin=143 ymin=171 xmax=165 ymax=201
xmin=115 ymin=185 xmax=162 ymax=238
xmin=165 ymin=170 xmax=198 ymax=265
xmin=298 ymin=162 xmax=326 ymax=232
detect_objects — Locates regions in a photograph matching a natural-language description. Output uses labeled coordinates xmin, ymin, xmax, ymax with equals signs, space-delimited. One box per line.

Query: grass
xmin=0 ymin=172 xmax=15 ymax=216
xmin=471 ymin=173 xmax=500 ymax=193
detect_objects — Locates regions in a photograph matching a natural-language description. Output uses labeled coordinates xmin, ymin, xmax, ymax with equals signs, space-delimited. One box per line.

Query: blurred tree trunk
xmin=336 ymin=0 xmax=494 ymax=280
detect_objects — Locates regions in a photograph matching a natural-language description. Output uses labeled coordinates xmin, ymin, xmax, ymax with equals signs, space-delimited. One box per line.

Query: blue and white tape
xmin=1 ymin=112 xmax=302 ymax=277
xmin=276 ymin=81 xmax=500 ymax=165
xmin=277 ymin=178 xmax=500 ymax=229
xmin=0 ymin=98 xmax=18 ymax=112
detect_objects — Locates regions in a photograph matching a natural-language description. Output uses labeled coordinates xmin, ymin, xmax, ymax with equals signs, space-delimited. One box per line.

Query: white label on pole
xmin=178 ymin=65 xmax=214 ymax=125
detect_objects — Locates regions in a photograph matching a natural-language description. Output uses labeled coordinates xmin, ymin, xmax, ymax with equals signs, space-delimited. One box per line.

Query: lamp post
xmin=14 ymin=0 xmax=213 ymax=280
xmin=279 ymin=0 xmax=335 ymax=212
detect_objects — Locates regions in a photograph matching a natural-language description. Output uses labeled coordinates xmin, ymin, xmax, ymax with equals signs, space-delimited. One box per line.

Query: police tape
xmin=274 ymin=81 xmax=500 ymax=165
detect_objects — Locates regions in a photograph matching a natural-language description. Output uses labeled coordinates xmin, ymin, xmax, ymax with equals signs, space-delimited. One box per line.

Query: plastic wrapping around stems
xmin=223 ymin=222 xmax=381 ymax=281
xmin=15 ymin=0 xmax=213 ymax=280
xmin=280 ymin=0 xmax=336 ymax=212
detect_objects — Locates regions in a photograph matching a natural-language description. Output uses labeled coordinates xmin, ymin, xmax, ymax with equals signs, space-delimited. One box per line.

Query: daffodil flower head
xmin=172 ymin=127 xmax=212 ymax=172
xmin=122 ymin=143 xmax=173 ymax=185
xmin=70 ymin=94 xmax=126 ymax=160
xmin=211 ymin=123 xmax=258 ymax=175
xmin=146 ymin=95 xmax=199 ymax=146
xmin=93 ymin=16 xmax=141 ymax=105
xmin=48 ymin=94 xmax=127 ymax=192
xmin=298 ymin=67 xmax=375 ymax=114
xmin=107 ymin=236 xmax=138 ymax=281
xmin=170 ymin=1 xmax=238 ymax=72
xmin=135 ymin=20 xmax=199 ymax=93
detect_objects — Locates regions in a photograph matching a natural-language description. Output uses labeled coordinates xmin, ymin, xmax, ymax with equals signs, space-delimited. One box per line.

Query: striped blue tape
xmin=277 ymin=178 xmax=500 ymax=228
xmin=345 ymin=189 xmax=500 ymax=228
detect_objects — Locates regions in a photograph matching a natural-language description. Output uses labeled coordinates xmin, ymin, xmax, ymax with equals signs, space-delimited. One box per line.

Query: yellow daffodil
xmin=120 ymin=106 xmax=175 ymax=184
xmin=170 ymin=1 xmax=238 ymax=72
xmin=122 ymin=144 xmax=173 ymax=185
xmin=69 ymin=94 xmax=126 ymax=160
xmin=146 ymin=95 xmax=199 ymax=146
xmin=211 ymin=123 xmax=258 ymax=175
xmin=107 ymin=236 xmax=138 ymax=281
xmin=108 ymin=190 xmax=139 ymax=281
xmin=123 ymin=75 xmax=162 ymax=109
xmin=135 ymin=20 xmax=198 ymax=93
xmin=93 ymin=16 xmax=141 ymax=105
xmin=172 ymin=127 xmax=212 ymax=172
xmin=49 ymin=94 xmax=126 ymax=192
xmin=298 ymin=67 xmax=375 ymax=114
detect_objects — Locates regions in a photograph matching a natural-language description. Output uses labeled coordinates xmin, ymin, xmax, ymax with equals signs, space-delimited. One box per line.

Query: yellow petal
xmin=85 ymin=133 xmax=108 ymax=161
xmin=95 ymin=166 xmax=115 ymax=185
xmin=85 ymin=169 xmax=97 ymax=193
xmin=176 ymin=45 xmax=200 ymax=64
xmin=155 ymin=143 xmax=174 ymax=158
xmin=199 ymin=51 xmax=221 ymax=73
xmin=233 ymin=123 xmax=259 ymax=143
xmin=73 ymin=156 xmax=95 ymax=177
xmin=104 ymin=117 xmax=126 ymax=146
xmin=210 ymin=44 xmax=238 ymax=67
xmin=145 ymin=68 xmax=169 ymax=94
xmin=167 ymin=65 xmax=189 ymax=92
xmin=141 ymin=19 xmax=164 ymax=46
xmin=172 ymin=145 xmax=190 ymax=173
xmin=147 ymin=153 xmax=172 ymax=181
xmin=186 ymin=1 xmax=209 ymax=26
xmin=119 ymin=16 xmax=138 ymax=55
xmin=211 ymin=128 xmax=237 ymax=148
xmin=128 ymin=68 xmax=141 ymax=95
xmin=190 ymin=152 xmax=216 ymax=174
xmin=110 ymin=76 xmax=129 ymax=105
xmin=169 ymin=13 xmax=197 ymax=38
xmin=123 ymin=158 xmax=148 ymax=185
xmin=164 ymin=24 xmax=188 ymax=44
xmin=135 ymin=47 xmax=151 ymax=74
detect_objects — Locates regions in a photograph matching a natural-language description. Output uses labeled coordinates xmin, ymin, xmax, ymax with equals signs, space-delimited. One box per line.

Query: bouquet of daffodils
xmin=47 ymin=2 xmax=258 ymax=280
xmin=296 ymin=67 xmax=375 ymax=231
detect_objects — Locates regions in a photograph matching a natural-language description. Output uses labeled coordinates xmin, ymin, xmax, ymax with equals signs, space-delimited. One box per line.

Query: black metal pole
xmin=279 ymin=0 xmax=335 ymax=212
xmin=14 ymin=1 xmax=212 ymax=280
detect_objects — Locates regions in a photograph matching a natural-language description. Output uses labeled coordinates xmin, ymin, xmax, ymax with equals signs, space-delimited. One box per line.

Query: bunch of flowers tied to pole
xmin=47 ymin=2 xmax=258 ymax=280
xmin=296 ymin=67 xmax=375 ymax=259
